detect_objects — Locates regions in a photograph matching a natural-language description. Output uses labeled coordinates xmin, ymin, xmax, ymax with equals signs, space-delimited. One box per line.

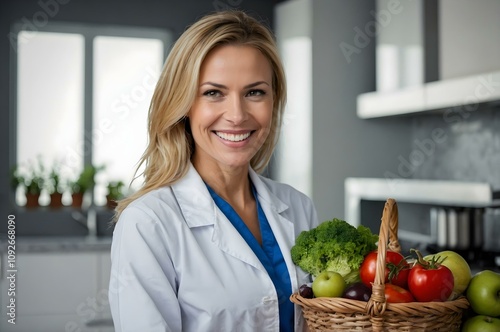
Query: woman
xmin=109 ymin=10 xmax=318 ymax=332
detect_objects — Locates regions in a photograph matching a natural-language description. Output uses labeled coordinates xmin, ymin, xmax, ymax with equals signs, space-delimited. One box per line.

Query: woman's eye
xmin=203 ymin=90 xmax=222 ymax=97
xmin=247 ymin=89 xmax=265 ymax=97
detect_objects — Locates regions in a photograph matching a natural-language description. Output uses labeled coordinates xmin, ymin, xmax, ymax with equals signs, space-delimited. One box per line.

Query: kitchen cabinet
xmin=0 ymin=246 xmax=113 ymax=331
xmin=357 ymin=71 xmax=500 ymax=118
xmin=357 ymin=0 xmax=500 ymax=119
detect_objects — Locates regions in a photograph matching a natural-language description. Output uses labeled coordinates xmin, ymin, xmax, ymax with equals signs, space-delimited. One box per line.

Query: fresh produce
xmin=298 ymin=284 xmax=314 ymax=299
xmin=424 ymin=250 xmax=472 ymax=300
xmin=342 ymin=282 xmax=372 ymax=301
xmin=408 ymin=249 xmax=454 ymax=302
xmin=312 ymin=271 xmax=346 ymax=298
xmin=384 ymin=283 xmax=415 ymax=303
xmin=461 ymin=315 xmax=500 ymax=332
xmin=466 ymin=270 xmax=500 ymax=317
xmin=291 ymin=219 xmax=378 ymax=283
xmin=360 ymin=250 xmax=410 ymax=289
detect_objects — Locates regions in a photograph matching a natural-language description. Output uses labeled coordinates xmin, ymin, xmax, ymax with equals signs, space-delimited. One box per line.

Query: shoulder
xmin=115 ymin=186 xmax=180 ymax=230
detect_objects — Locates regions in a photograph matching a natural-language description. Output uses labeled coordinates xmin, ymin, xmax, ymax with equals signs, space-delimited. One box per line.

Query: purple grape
xmin=342 ymin=282 xmax=372 ymax=301
xmin=299 ymin=284 xmax=314 ymax=298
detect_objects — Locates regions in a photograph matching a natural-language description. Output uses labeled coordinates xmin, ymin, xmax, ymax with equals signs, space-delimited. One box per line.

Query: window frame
xmin=9 ymin=21 xmax=171 ymax=229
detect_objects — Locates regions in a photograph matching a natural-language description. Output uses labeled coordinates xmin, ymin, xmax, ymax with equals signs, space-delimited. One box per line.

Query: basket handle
xmin=367 ymin=198 xmax=401 ymax=317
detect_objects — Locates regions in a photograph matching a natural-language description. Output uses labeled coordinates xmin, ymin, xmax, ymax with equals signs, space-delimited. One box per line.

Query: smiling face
xmin=189 ymin=44 xmax=274 ymax=174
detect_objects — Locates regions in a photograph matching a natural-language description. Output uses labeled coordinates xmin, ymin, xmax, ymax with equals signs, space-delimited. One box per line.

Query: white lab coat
xmin=109 ymin=163 xmax=319 ymax=332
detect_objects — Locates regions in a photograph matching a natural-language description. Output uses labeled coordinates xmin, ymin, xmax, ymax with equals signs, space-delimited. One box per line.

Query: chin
xmin=221 ymin=157 xmax=253 ymax=169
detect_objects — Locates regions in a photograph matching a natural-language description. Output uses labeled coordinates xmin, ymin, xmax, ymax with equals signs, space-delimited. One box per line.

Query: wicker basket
xmin=290 ymin=198 xmax=470 ymax=331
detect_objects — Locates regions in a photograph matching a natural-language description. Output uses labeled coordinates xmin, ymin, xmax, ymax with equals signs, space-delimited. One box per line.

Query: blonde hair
xmin=114 ymin=10 xmax=287 ymax=220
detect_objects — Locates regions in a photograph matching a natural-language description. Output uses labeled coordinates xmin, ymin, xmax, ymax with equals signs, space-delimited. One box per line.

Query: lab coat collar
xmin=172 ymin=163 xmax=293 ymax=274
xmin=172 ymin=163 xmax=290 ymax=229
xmin=248 ymin=168 xmax=288 ymax=214
xmin=171 ymin=163 xmax=216 ymax=228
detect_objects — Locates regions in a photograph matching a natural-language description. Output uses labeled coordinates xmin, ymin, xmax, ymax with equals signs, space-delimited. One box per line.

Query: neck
xmin=193 ymin=162 xmax=253 ymax=209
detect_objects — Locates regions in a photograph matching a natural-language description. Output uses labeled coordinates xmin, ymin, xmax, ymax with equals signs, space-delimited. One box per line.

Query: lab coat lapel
xmin=172 ymin=163 xmax=266 ymax=272
xmin=249 ymin=169 xmax=308 ymax=331
xmin=249 ymin=169 xmax=296 ymax=278
xmin=249 ymin=168 xmax=295 ymax=243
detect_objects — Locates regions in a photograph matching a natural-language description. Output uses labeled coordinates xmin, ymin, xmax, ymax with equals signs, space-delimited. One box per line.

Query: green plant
xmin=290 ymin=219 xmax=378 ymax=283
xmin=10 ymin=158 xmax=46 ymax=195
xmin=70 ymin=164 xmax=105 ymax=194
xmin=10 ymin=166 xmax=25 ymax=191
xmin=46 ymin=163 xmax=66 ymax=194
xmin=107 ymin=180 xmax=125 ymax=200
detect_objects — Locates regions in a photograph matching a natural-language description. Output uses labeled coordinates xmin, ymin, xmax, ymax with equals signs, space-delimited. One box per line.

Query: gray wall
xmin=439 ymin=0 xmax=500 ymax=80
xmin=275 ymin=0 xmax=413 ymax=222
xmin=412 ymin=106 xmax=500 ymax=188
xmin=0 ymin=0 xmax=278 ymax=219
xmin=312 ymin=0 xmax=414 ymax=222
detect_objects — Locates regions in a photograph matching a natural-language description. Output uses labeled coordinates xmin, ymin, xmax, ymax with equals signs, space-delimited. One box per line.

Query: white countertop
xmin=0 ymin=235 xmax=112 ymax=253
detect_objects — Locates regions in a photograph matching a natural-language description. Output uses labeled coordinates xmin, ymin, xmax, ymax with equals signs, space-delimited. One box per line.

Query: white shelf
xmin=357 ymin=70 xmax=500 ymax=119
xmin=344 ymin=177 xmax=495 ymax=226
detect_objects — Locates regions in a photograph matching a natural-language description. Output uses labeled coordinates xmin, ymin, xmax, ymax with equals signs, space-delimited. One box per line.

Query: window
xmin=11 ymin=22 xmax=171 ymax=208
xmin=93 ymin=36 xmax=164 ymax=205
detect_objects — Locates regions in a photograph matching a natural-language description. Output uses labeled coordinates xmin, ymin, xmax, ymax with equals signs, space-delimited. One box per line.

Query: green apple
xmin=425 ymin=250 xmax=472 ymax=300
xmin=312 ymin=271 xmax=346 ymax=298
xmin=466 ymin=270 xmax=500 ymax=317
xmin=461 ymin=315 xmax=500 ymax=332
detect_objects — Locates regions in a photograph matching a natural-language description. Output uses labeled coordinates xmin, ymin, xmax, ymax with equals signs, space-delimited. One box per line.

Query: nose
xmin=224 ymin=94 xmax=248 ymax=125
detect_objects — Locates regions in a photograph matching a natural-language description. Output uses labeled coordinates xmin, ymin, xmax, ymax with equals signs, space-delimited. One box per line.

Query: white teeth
xmin=215 ymin=131 xmax=251 ymax=142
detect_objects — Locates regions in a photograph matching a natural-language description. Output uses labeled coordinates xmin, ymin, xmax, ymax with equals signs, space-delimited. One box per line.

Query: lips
xmin=214 ymin=131 xmax=252 ymax=142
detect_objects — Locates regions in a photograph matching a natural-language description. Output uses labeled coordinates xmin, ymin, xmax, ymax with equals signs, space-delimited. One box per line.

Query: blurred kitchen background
xmin=0 ymin=0 xmax=499 ymax=331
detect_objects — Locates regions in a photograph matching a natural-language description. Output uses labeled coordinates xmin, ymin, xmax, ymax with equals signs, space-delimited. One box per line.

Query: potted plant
xmin=25 ymin=174 xmax=45 ymax=208
xmin=10 ymin=166 xmax=27 ymax=206
xmin=69 ymin=164 xmax=104 ymax=208
xmin=47 ymin=164 xmax=66 ymax=209
xmin=10 ymin=159 xmax=45 ymax=208
xmin=10 ymin=166 xmax=24 ymax=192
xmin=106 ymin=180 xmax=125 ymax=209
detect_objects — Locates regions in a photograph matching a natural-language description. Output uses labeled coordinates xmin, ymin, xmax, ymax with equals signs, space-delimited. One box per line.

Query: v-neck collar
xmin=205 ymin=182 xmax=266 ymax=253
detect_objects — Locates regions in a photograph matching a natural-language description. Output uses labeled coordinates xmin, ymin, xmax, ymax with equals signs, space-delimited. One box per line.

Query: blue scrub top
xmin=205 ymin=183 xmax=294 ymax=332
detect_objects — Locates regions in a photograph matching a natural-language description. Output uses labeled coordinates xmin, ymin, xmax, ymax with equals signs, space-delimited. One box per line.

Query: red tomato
xmin=408 ymin=261 xmax=454 ymax=302
xmin=384 ymin=284 xmax=415 ymax=303
xmin=360 ymin=251 xmax=410 ymax=289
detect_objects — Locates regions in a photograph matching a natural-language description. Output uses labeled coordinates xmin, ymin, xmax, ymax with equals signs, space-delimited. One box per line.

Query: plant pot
xmin=25 ymin=193 xmax=40 ymax=209
xmin=50 ymin=192 xmax=64 ymax=209
xmin=71 ymin=192 xmax=84 ymax=208
xmin=106 ymin=195 xmax=118 ymax=210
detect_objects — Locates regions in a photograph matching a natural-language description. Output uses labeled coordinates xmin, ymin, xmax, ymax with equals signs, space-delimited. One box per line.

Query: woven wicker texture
xmin=290 ymin=198 xmax=470 ymax=331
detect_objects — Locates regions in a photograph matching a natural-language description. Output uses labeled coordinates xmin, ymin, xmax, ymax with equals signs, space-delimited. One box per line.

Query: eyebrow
xmin=200 ymin=81 xmax=270 ymax=89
